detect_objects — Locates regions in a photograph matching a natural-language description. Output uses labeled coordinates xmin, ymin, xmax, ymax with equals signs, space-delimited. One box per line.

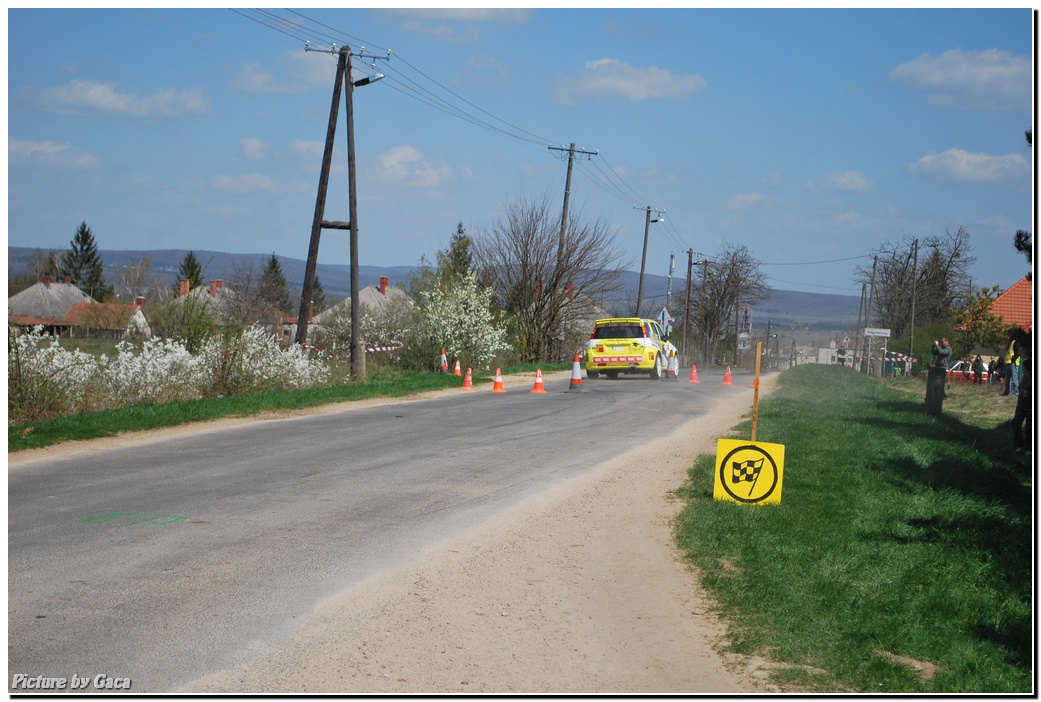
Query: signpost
xmin=863 ymin=328 xmax=891 ymax=375
xmin=714 ymin=341 xmax=786 ymax=505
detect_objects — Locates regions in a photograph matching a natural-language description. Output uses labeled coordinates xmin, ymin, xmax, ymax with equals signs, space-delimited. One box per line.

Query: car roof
xmin=594 ymin=317 xmax=656 ymax=325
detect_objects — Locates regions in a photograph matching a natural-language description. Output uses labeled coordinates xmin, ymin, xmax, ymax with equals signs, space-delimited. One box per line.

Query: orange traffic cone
xmin=689 ymin=364 xmax=699 ymax=383
xmin=531 ymin=368 xmax=547 ymax=394
xmin=453 ymin=359 xmax=462 ymax=376
xmin=567 ymin=352 xmax=584 ymax=392
xmin=491 ymin=367 xmax=506 ymax=393
xmin=461 ymin=367 xmax=474 ymax=391
xmin=440 ymin=348 xmax=449 ymax=373
xmin=723 ymin=366 xmax=733 ymax=386
xmin=751 ymin=377 xmax=760 ymax=389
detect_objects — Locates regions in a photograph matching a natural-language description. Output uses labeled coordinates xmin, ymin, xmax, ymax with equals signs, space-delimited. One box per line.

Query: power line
xmin=762 ymin=254 xmax=874 ymax=266
xmin=232 ymin=9 xmax=693 ymax=255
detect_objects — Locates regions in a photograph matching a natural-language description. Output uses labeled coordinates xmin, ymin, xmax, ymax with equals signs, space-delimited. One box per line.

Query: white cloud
xmin=375 ymin=144 xmax=451 ymax=188
xmin=806 ymin=170 xmax=876 ymax=193
xmin=212 ymin=173 xmax=283 ymax=194
xmin=454 ymin=55 xmax=514 ymax=90
xmin=34 ymin=79 xmax=207 ymax=117
xmin=889 ymin=48 xmax=1031 ymax=112
xmin=553 ymin=58 xmax=707 ymax=106
xmin=907 ymin=148 xmax=1029 ymax=187
xmin=9 ymin=138 xmax=98 ymax=168
xmin=232 ymin=51 xmax=332 ymax=96
xmin=377 ymin=9 xmax=529 ymax=43
xmin=241 ymin=137 xmax=266 ymax=160
xmin=722 ymin=192 xmax=763 ymax=211
xmin=293 ymin=140 xmax=324 ymax=158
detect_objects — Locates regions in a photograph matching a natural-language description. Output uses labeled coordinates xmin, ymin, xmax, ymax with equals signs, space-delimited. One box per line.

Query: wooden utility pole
xmin=864 ymin=256 xmax=877 ymax=376
xmin=681 ymin=249 xmax=693 ymax=366
xmin=634 ymin=205 xmax=664 ymax=317
xmin=908 ymin=238 xmax=918 ymax=362
xmin=294 ymin=45 xmax=384 ymax=382
xmin=549 ymin=144 xmax=598 ymax=263
xmin=296 ymin=47 xmax=349 ymax=349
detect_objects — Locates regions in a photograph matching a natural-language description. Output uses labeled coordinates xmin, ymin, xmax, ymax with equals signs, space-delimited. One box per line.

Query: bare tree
xmin=857 ymin=227 xmax=975 ymax=338
xmin=681 ymin=242 xmax=768 ymax=366
xmin=114 ymin=253 xmax=170 ymax=306
xmin=472 ymin=192 xmax=629 ymax=362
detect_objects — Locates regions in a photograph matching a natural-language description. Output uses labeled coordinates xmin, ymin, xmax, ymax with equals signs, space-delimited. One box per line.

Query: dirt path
xmin=176 ymin=372 xmax=782 ymax=694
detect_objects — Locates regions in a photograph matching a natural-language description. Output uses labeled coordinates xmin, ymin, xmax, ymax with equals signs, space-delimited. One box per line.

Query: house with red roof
xmin=991 ymin=276 xmax=1033 ymax=332
xmin=63 ymin=300 xmax=151 ymax=339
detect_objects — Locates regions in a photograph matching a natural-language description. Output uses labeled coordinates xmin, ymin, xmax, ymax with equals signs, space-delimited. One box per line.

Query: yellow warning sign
xmin=713 ymin=439 xmax=785 ymax=505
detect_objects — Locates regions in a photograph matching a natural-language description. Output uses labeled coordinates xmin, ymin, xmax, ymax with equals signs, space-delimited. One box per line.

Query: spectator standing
xmin=1003 ymin=328 xmax=1022 ymax=396
xmin=990 ymin=356 xmax=1004 ymax=386
xmin=972 ymin=355 xmax=985 ymax=384
xmin=1012 ymin=358 xmax=1031 ymax=455
xmin=932 ymin=338 xmax=952 ymax=398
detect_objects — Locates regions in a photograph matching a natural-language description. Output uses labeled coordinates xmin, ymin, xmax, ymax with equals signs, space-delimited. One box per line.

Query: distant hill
xmin=9 ymin=246 xmax=861 ymax=337
xmin=8 ymin=247 xmax=411 ymax=299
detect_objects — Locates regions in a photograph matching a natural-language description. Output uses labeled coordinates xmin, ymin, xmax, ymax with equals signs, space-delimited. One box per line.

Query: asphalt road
xmin=8 ymin=367 xmax=752 ymax=693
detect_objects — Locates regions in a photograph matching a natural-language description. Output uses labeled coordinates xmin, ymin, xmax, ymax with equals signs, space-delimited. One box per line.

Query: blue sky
xmin=7 ymin=8 xmax=1035 ymax=297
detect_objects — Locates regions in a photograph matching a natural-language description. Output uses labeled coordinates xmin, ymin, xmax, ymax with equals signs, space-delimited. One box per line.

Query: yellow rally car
xmin=585 ymin=317 xmax=677 ymax=380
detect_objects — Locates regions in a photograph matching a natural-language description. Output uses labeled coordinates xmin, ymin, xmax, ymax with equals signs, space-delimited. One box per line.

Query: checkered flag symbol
xmin=731 ymin=457 xmax=764 ymax=485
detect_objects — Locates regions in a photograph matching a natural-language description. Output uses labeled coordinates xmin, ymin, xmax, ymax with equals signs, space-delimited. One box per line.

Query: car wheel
xmin=587 ymin=370 xmax=599 ymax=379
xmin=649 ymin=356 xmax=662 ymax=380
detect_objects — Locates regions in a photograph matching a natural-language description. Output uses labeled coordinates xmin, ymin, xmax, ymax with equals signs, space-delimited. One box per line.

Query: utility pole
xmin=909 ymin=238 xmax=918 ymax=363
xmin=295 ymin=47 xmax=348 ymax=349
xmin=548 ymin=143 xmax=598 ymax=267
xmin=855 ymin=282 xmax=866 ymax=370
xmin=294 ymin=43 xmax=387 ymax=383
xmin=680 ymin=249 xmax=703 ymax=367
xmin=634 ymin=205 xmax=664 ymax=317
xmin=682 ymin=249 xmax=693 ymax=366
xmin=864 ymin=256 xmax=877 ymax=376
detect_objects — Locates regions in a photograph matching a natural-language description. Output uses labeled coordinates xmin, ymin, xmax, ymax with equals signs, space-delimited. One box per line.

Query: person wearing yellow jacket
xmin=1003 ymin=327 xmax=1024 ymax=397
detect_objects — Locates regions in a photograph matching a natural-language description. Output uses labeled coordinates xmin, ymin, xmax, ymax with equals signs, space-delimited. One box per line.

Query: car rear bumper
xmin=585 ymin=353 xmax=655 ymax=371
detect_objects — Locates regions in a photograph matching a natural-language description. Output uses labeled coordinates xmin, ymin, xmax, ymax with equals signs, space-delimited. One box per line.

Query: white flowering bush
xmin=195 ymin=326 xmax=329 ymax=397
xmin=102 ymin=337 xmax=201 ymax=406
xmin=405 ymin=271 xmax=511 ymax=371
xmin=8 ymin=325 xmax=330 ymax=424
xmin=9 ymin=326 xmax=104 ymax=421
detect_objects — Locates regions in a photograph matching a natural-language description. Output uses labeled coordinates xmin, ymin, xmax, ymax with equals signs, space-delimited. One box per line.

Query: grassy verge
xmin=8 ymin=362 xmax=570 ymax=453
xmin=674 ymin=364 xmax=1031 ymax=693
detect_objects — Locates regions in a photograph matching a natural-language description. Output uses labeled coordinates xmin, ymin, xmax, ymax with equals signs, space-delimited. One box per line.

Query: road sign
xmin=864 ymin=327 xmax=891 ymax=338
xmin=713 ymin=439 xmax=785 ymax=505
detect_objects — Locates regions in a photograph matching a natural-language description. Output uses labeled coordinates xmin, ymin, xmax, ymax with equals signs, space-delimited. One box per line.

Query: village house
xmin=8 ymin=273 xmax=95 ymax=336
xmin=9 ymin=273 xmax=151 ymax=339
xmin=991 ymin=275 xmax=1033 ymax=332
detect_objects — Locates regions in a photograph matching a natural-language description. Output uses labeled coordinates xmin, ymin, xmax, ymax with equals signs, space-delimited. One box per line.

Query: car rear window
xmin=592 ymin=324 xmax=643 ymax=339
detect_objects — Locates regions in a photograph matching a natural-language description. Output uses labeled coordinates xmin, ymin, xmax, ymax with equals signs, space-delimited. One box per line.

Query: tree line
xmin=11 ymin=181 xmax=1030 ymax=376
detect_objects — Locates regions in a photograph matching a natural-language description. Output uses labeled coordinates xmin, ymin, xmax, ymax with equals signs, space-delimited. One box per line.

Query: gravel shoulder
xmin=178 ymin=372 xmax=782 ymax=694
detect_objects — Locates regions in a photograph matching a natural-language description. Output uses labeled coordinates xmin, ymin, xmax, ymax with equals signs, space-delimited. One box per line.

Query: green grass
xmin=674 ymin=364 xmax=1031 ymax=693
xmin=8 ymin=362 xmax=570 ymax=453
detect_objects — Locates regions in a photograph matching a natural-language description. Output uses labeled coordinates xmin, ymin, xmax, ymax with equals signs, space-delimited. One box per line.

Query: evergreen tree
xmin=177 ymin=251 xmax=205 ymax=292
xmin=311 ymin=275 xmax=327 ymax=314
xmin=62 ymin=221 xmax=112 ymax=300
xmin=436 ymin=223 xmax=474 ymax=281
xmin=258 ymin=253 xmax=292 ymax=315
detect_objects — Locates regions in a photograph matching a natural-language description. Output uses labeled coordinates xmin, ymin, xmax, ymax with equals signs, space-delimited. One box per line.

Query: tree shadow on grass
xmin=853 ymin=399 xmax=1032 ymax=671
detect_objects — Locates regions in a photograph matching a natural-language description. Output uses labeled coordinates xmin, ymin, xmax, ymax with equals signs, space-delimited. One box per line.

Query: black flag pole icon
xmin=732 ymin=457 xmax=765 ymax=497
